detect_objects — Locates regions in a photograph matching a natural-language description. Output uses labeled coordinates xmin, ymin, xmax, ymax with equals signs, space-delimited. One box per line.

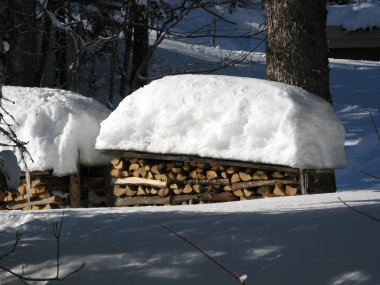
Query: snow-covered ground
xmin=2 ymin=3 xmax=380 ymax=285
xmin=1 ymin=191 xmax=380 ymax=285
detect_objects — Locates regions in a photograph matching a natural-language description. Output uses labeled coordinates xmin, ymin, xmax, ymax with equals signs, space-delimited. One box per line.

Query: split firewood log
xmin=271 ymin=171 xmax=285 ymax=179
xmin=239 ymin=171 xmax=252 ymax=182
xmin=18 ymin=185 xmax=27 ymax=195
xmin=125 ymin=186 xmax=137 ymax=197
xmin=183 ymin=184 xmax=193 ymax=194
xmin=243 ymin=189 xmax=254 ymax=197
xmin=121 ymin=171 xmax=130 ymax=177
xmin=173 ymin=188 xmax=183 ymax=195
xmin=150 ymin=188 xmax=159 ymax=195
xmin=210 ymin=163 xmax=219 ymax=171
xmin=257 ymin=185 xmax=273 ymax=196
xmin=206 ymin=170 xmax=218 ymax=180
xmin=252 ymin=170 xmax=269 ymax=180
xmin=226 ymin=167 xmax=236 ymax=174
xmin=286 ymin=185 xmax=298 ymax=196
xmin=158 ymin=188 xmax=170 ymax=197
xmin=129 ymin=163 xmax=140 ymax=171
xmin=224 ymin=185 xmax=232 ymax=191
xmin=233 ymin=189 xmax=244 ymax=197
xmin=231 ymin=173 xmax=241 ymax=183
xmin=113 ymin=186 xmax=126 ymax=197
xmin=176 ymin=172 xmax=187 ymax=181
xmin=197 ymin=171 xmax=207 ymax=180
xmin=111 ymin=158 xmax=124 ymax=169
xmin=151 ymin=164 xmax=164 ymax=174
xmin=110 ymin=168 xmax=122 ymax=178
xmin=193 ymin=185 xmax=201 ymax=193
xmin=136 ymin=186 xmax=147 ymax=196
xmin=273 ymin=184 xmax=286 ymax=196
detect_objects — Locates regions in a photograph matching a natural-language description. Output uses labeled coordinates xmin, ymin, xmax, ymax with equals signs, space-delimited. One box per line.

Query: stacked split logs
xmin=110 ymin=158 xmax=301 ymax=207
xmin=0 ymin=171 xmax=68 ymax=210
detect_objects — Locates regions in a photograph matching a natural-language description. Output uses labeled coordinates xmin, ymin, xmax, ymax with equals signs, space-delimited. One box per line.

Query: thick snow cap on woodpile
xmin=0 ymin=87 xmax=111 ymax=176
xmin=96 ymin=75 xmax=346 ymax=170
xmin=327 ymin=1 xmax=380 ymax=31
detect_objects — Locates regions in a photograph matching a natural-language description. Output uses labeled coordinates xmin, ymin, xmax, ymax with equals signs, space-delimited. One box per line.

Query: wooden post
xmin=70 ymin=155 xmax=81 ymax=208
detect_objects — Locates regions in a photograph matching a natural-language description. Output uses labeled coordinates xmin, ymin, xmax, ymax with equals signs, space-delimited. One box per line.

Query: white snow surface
xmin=0 ymin=150 xmax=20 ymax=191
xmin=0 ymin=86 xmax=111 ymax=175
xmin=1 ymin=190 xmax=380 ymax=285
xmin=328 ymin=1 xmax=380 ymax=31
xmin=96 ymin=75 xmax=346 ymax=169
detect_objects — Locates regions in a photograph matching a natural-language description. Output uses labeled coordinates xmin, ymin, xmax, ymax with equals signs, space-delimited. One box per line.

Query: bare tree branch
xmin=338 ymin=197 xmax=380 ymax=223
xmin=160 ymin=223 xmax=248 ymax=284
xmin=0 ymin=212 xmax=85 ymax=284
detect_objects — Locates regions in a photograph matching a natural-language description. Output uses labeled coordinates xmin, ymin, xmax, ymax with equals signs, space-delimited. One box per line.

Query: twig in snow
xmin=369 ymin=112 xmax=380 ymax=142
xmin=338 ymin=197 xmax=380 ymax=223
xmin=360 ymin=170 xmax=380 ymax=181
xmin=160 ymin=223 xmax=248 ymax=285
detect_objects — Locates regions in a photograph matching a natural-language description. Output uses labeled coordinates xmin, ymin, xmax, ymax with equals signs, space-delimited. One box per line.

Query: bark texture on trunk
xmin=265 ymin=0 xmax=336 ymax=193
xmin=266 ymin=0 xmax=331 ymax=102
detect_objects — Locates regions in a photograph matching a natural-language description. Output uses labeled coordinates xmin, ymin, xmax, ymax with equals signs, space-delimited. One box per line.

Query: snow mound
xmin=0 ymin=86 xmax=111 ymax=175
xmin=0 ymin=150 xmax=20 ymax=191
xmin=328 ymin=1 xmax=380 ymax=31
xmin=96 ymin=75 xmax=346 ymax=169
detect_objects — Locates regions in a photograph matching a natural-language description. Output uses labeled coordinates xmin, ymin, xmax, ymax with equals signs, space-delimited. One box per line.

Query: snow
xmin=1 ymin=190 xmax=380 ymax=285
xmin=0 ymin=87 xmax=111 ymax=176
xmin=0 ymin=150 xmax=20 ymax=191
xmin=327 ymin=1 xmax=380 ymax=31
xmin=96 ymin=74 xmax=346 ymax=170
xmin=2 ymin=4 xmax=380 ymax=285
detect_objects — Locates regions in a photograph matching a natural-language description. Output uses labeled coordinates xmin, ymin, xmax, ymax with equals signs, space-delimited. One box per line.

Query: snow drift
xmin=0 ymin=86 xmax=111 ymax=175
xmin=96 ymin=74 xmax=346 ymax=169
xmin=327 ymin=1 xmax=380 ymax=31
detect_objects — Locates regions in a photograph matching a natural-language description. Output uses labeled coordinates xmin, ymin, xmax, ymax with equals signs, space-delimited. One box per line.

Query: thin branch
xmin=0 ymin=233 xmax=22 ymax=261
xmin=160 ymin=223 xmax=247 ymax=284
xmin=0 ymin=212 xmax=85 ymax=284
xmin=360 ymin=170 xmax=380 ymax=181
xmin=370 ymin=112 xmax=380 ymax=142
xmin=338 ymin=197 xmax=380 ymax=223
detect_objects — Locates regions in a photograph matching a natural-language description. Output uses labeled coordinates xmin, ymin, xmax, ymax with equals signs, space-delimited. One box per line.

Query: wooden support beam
xmin=231 ymin=179 xmax=298 ymax=191
xmin=6 ymin=196 xmax=62 ymax=210
xmin=70 ymin=158 xmax=81 ymax=208
xmin=115 ymin=192 xmax=238 ymax=207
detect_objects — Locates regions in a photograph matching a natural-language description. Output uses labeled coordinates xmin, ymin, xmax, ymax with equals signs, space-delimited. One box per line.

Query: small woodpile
xmin=110 ymin=158 xmax=301 ymax=207
xmin=0 ymin=167 xmax=108 ymax=210
xmin=1 ymin=171 xmax=68 ymax=210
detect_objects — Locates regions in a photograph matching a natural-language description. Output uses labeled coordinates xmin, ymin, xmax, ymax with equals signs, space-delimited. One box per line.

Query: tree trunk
xmin=130 ymin=5 xmax=149 ymax=93
xmin=8 ymin=0 xmax=37 ymax=87
xmin=0 ymin=2 xmax=5 ymax=55
xmin=0 ymin=2 xmax=6 ymax=96
xmin=265 ymin=0 xmax=336 ymax=193
xmin=55 ymin=6 xmax=67 ymax=88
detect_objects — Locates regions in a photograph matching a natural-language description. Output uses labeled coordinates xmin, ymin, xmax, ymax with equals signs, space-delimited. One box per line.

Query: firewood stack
xmin=110 ymin=158 xmax=301 ymax=207
xmin=0 ymin=171 xmax=68 ymax=210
